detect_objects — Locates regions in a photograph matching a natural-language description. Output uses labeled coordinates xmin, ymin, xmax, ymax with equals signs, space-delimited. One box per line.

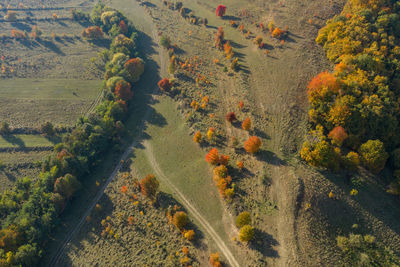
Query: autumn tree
xmin=328 ymin=126 xmax=348 ymax=146
xmin=124 ymin=58 xmax=144 ymax=83
xmin=184 ymin=229 xmax=195 ymax=241
xmin=242 ymin=117 xmax=251 ymax=131
xmin=219 ymin=154 xmax=229 ymax=165
xmin=206 ymin=148 xmax=220 ymax=165
xmin=193 ymin=131 xmax=202 ymax=143
xmin=207 ymin=127 xmax=215 ymax=141
xmin=158 ymin=78 xmax=172 ymax=92
xmin=82 ymin=26 xmax=104 ymax=39
xmin=140 ymin=174 xmax=160 ymax=199
xmin=239 ymin=225 xmax=255 ymax=242
xmin=225 ymin=112 xmax=237 ymax=123
xmin=54 ymin=174 xmax=81 ymax=199
xmin=115 ymin=80 xmax=133 ymax=101
xmin=359 ymin=140 xmax=388 ymax=173
xmin=216 ymin=5 xmax=226 ymax=17
xmin=214 ymin=27 xmax=225 ymax=50
xmin=173 ymin=211 xmax=188 ymax=230
xmin=236 ymin=211 xmax=251 ymax=227
xmin=244 ymin=136 xmax=261 ymax=154
xmin=210 ymin=252 xmax=222 ymax=267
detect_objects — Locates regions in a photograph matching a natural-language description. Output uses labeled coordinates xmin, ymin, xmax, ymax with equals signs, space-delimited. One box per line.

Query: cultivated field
xmin=0 ymin=0 xmax=104 ymax=190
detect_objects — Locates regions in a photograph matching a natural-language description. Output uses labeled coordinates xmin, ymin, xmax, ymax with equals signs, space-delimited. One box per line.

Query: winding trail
xmin=50 ymin=1 xmax=239 ymax=266
xmin=143 ymin=141 xmax=240 ymax=267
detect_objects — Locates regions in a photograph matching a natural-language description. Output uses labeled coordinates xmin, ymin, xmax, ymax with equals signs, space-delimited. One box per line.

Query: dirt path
xmin=50 ymin=1 xmax=240 ymax=266
xmin=143 ymin=140 xmax=240 ymax=267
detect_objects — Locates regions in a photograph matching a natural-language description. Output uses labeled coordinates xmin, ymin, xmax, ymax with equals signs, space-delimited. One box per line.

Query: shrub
xmin=82 ymin=26 xmax=104 ymax=39
xmin=158 ymin=78 xmax=172 ymax=92
xmin=31 ymin=26 xmax=42 ymax=40
xmin=193 ymin=131 xmax=202 ymax=143
xmin=242 ymin=117 xmax=251 ymax=131
xmin=225 ymin=112 xmax=237 ymax=123
xmin=236 ymin=211 xmax=251 ymax=227
xmin=271 ymin=27 xmax=284 ymax=38
xmin=206 ymin=148 xmax=220 ymax=165
xmin=344 ymin=151 xmax=360 ymax=171
xmin=114 ymin=80 xmax=133 ymax=101
xmin=244 ymin=136 xmax=262 ymax=154
xmin=210 ymin=252 xmax=221 ymax=267
xmin=239 ymin=225 xmax=255 ymax=242
xmin=219 ymin=154 xmax=229 ymax=165
xmin=359 ymin=140 xmax=388 ymax=173
xmin=40 ymin=122 xmax=55 ymax=136
xmin=173 ymin=211 xmax=188 ymax=230
xmin=140 ymin=174 xmax=159 ymax=199
xmin=213 ymin=165 xmax=228 ymax=178
xmin=0 ymin=122 xmax=10 ymax=135
xmin=214 ymin=27 xmax=224 ymax=50
xmin=159 ymin=35 xmax=171 ymax=49
xmin=184 ymin=229 xmax=195 ymax=241
xmin=207 ymin=127 xmax=215 ymax=141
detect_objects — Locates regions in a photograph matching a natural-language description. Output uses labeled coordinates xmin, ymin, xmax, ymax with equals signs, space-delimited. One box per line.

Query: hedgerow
xmin=0 ymin=4 xmax=144 ymax=265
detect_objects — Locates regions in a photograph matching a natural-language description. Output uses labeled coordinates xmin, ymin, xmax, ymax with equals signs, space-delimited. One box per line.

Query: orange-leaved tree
xmin=244 ymin=136 xmax=261 ymax=154
xmin=158 ymin=78 xmax=172 ymax=92
xmin=140 ymin=174 xmax=159 ymax=200
xmin=206 ymin=148 xmax=219 ymax=165
xmin=115 ymin=80 xmax=133 ymax=101
xmin=193 ymin=131 xmax=202 ymax=143
xmin=328 ymin=126 xmax=348 ymax=146
xmin=242 ymin=117 xmax=251 ymax=131
xmin=226 ymin=112 xmax=237 ymax=123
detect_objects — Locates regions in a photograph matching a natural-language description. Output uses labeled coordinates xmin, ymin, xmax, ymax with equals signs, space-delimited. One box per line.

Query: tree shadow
xmin=44 ymin=135 xmax=62 ymax=144
xmin=10 ymin=21 xmax=32 ymax=31
xmin=140 ymin=1 xmax=157 ymax=8
xmin=256 ymin=150 xmax=287 ymax=166
xmin=222 ymin=15 xmax=241 ymax=21
xmin=37 ymin=39 xmax=65 ymax=55
xmin=3 ymin=134 xmax=25 ymax=147
xmin=316 ymin=169 xmax=400 ymax=241
xmin=250 ymin=229 xmax=280 ymax=258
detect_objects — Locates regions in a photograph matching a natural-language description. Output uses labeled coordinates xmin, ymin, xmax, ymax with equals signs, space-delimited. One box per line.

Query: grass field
xmin=0 ymin=134 xmax=55 ymax=148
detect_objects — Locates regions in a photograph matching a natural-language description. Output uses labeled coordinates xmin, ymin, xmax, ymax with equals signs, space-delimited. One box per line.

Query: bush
xmin=242 ymin=117 xmax=251 ymax=131
xmin=0 ymin=122 xmax=10 ymax=135
xmin=184 ymin=229 xmax=195 ymax=241
xmin=225 ymin=112 xmax=237 ymax=123
xmin=236 ymin=211 xmax=251 ymax=227
xmin=159 ymin=35 xmax=171 ymax=49
xmin=173 ymin=211 xmax=188 ymax=230
xmin=140 ymin=174 xmax=159 ymax=200
xmin=359 ymin=140 xmax=388 ymax=173
xmin=206 ymin=148 xmax=220 ymax=165
xmin=244 ymin=136 xmax=262 ymax=154
xmin=158 ymin=78 xmax=172 ymax=92
xmin=82 ymin=26 xmax=104 ymax=39
xmin=239 ymin=225 xmax=255 ymax=242
xmin=40 ymin=122 xmax=55 ymax=136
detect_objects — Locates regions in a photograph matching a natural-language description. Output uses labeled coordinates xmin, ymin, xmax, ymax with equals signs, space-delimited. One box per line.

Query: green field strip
xmin=0 ymin=79 xmax=101 ymax=100
xmin=0 ymin=134 xmax=54 ymax=148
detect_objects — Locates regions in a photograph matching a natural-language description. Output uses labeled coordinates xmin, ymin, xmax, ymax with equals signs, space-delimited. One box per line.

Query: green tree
xmin=359 ymin=140 xmax=388 ymax=173
xmin=173 ymin=211 xmax=188 ymax=230
xmin=0 ymin=122 xmax=10 ymax=135
xmin=140 ymin=174 xmax=159 ymax=200
xmin=54 ymin=174 xmax=81 ymax=198
xmin=236 ymin=211 xmax=251 ymax=228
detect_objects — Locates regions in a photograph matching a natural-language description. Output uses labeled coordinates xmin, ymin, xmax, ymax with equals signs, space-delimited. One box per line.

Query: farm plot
xmin=0 ymin=0 xmax=103 ymax=189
